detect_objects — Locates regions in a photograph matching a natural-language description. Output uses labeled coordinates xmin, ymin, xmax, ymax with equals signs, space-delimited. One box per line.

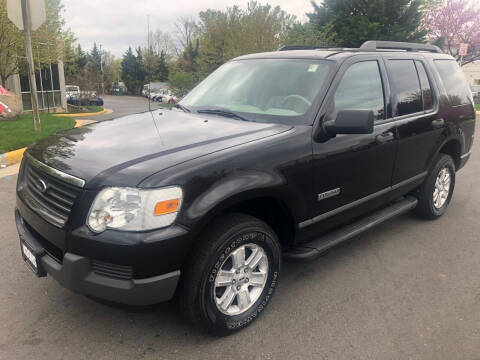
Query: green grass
xmin=86 ymin=105 xmax=104 ymax=113
xmin=476 ymin=104 xmax=480 ymax=111
xmin=0 ymin=113 xmax=75 ymax=153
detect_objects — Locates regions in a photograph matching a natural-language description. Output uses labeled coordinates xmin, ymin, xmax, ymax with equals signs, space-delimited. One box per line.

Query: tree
xmin=168 ymin=71 xmax=197 ymax=97
xmin=121 ymin=47 xmax=145 ymax=94
xmin=307 ymin=0 xmax=426 ymax=47
xmin=154 ymin=51 xmax=169 ymax=81
xmin=167 ymin=1 xmax=297 ymax=94
xmin=32 ymin=0 xmax=71 ymax=65
xmin=89 ymin=43 xmax=102 ymax=73
xmin=102 ymin=51 xmax=121 ymax=92
xmin=174 ymin=17 xmax=198 ymax=53
xmin=64 ymin=43 xmax=90 ymax=87
xmin=1 ymin=0 xmax=73 ymax=87
xmin=150 ymin=30 xmax=176 ymax=58
xmin=195 ymin=2 xmax=295 ymax=76
xmin=423 ymin=0 xmax=480 ymax=65
xmin=285 ymin=22 xmax=336 ymax=47
xmin=0 ymin=0 xmax=23 ymax=87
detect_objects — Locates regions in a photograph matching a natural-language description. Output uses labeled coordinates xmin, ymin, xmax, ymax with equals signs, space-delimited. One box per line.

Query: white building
xmin=4 ymin=61 xmax=67 ymax=113
xmin=463 ymin=61 xmax=480 ymax=86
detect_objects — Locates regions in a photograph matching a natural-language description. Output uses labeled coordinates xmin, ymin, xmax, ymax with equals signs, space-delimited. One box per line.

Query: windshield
xmin=180 ymin=59 xmax=332 ymax=124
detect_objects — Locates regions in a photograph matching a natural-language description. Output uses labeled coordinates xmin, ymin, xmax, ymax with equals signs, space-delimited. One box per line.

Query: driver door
xmin=306 ymin=56 xmax=397 ymax=232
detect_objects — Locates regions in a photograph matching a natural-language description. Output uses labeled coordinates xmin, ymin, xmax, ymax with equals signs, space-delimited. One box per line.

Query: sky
xmin=61 ymin=0 xmax=315 ymax=58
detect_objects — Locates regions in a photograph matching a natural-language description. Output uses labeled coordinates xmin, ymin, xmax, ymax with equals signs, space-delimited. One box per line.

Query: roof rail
xmin=278 ymin=45 xmax=328 ymax=51
xmin=360 ymin=41 xmax=442 ymax=53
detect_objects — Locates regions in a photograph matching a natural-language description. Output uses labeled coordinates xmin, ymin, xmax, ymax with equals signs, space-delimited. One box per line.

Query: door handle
xmin=376 ymin=131 xmax=395 ymax=143
xmin=432 ymin=118 xmax=445 ymax=129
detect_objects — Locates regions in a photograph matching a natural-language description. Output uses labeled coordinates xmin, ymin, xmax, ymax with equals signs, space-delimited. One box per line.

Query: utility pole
xmin=21 ymin=0 xmax=41 ymax=131
xmin=99 ymin=44 xmax=104 ymax=95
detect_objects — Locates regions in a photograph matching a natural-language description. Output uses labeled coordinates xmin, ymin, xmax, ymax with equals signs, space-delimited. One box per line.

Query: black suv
xmin=15 ymin=41 xmax=475 ymax=335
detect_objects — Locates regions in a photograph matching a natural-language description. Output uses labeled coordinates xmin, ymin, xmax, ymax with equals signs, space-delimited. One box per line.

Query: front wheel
xmin=180 ymin=214 xmax=281 ymax=335
xmin=415 ymin=154 xmax=456 ymax=219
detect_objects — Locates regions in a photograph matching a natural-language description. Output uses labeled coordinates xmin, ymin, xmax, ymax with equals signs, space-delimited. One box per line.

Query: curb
xmin=53 ymin=108 xmax=112 ymax=117
xmin=1 ymin=147 xmax=26 ymax=167
xmin=0 ymin=119 xmax=89 ymax=168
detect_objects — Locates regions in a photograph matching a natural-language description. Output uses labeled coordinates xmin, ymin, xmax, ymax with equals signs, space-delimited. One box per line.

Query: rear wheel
xmin=180 ymin=214 xmax=281 ymax=335
xmin=415 ymin=154 xmax=455 ymax=219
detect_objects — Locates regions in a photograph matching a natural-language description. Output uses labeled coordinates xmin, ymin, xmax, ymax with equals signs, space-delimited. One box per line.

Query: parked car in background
xmin=142 ymin=82 xmax=168 ymax=97
xmin=67 ymin=91 xmax=104 ymax=107
xmin=65 ymin=85 xmax=80 ymax=100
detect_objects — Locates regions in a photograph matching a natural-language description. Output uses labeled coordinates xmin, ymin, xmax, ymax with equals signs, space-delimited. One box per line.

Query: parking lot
xmin=95 ymin=95 xmax=166 ymax=121
xmin=0 ymin=119 xmax=479 ymax=360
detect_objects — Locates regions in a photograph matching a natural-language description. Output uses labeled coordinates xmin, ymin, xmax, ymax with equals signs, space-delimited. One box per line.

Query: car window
xmin=181 ymin=59 xmax=332 ymax=125
xmin=434 ymin=60 xmax=471 ymax=106
xmin=415 ymin=61 xmax=433 ymax=111
xmin=387 ymin=60 xmax=423 ymax=116
xmin=333 ymin=61 xmax=385 ymax=121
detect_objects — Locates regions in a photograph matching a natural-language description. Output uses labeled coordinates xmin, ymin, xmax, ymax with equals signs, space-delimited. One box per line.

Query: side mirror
xmin=324 ymin=109 xmax=374 ymax=135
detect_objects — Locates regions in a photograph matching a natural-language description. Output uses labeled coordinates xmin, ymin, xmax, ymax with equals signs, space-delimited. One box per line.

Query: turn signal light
xmin=154 ymin=199 xmax=179 ymax=215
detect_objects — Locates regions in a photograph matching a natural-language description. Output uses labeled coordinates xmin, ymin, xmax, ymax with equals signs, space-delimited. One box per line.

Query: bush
xmin=168 ymin=71 xmax=198 ymax=97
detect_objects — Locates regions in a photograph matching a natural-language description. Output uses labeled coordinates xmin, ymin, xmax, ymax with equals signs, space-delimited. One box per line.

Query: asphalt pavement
xmin=0 ymin=119 xmax=479 ymax=359
xmin=93 ymin=95 xmax=165 ymax=121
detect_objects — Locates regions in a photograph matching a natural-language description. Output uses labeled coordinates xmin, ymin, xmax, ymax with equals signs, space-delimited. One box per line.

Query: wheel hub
xmin=433 ymin=167 xmax=451 ymax=209
xmin=213 ymin=243 xmax=269 ymax=316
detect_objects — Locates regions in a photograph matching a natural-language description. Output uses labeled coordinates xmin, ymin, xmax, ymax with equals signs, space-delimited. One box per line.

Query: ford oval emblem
xmin=35 ymin=179 xmax=47 ymax=193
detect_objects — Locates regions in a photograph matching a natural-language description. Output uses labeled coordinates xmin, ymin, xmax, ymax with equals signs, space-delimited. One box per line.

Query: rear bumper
xmin=15 ymin=209 xmax=180 ymax=306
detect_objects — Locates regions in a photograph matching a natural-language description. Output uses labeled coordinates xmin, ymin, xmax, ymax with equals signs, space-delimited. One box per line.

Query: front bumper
xmin=15 ymin=209 xmax=180 ymax=306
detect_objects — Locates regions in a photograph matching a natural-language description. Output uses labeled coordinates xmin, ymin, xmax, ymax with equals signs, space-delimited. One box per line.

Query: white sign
xmin=7 ymin=0 xmax=46 ymax=31
xmin=459 ymin=43 xmax=469 ymax=56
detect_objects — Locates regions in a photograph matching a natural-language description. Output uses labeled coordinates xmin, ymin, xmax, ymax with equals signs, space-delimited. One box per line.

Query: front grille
xmin=91 ymin=260 xmax=134 ymax=280
xmin=22 ymin=160 xmax=81 ymax=228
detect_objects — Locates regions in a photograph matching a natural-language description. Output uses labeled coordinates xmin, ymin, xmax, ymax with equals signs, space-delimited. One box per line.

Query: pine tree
xmin=121 ymin=47 xmax=136 ymax=94
xmin=121 ymin=47 xmax=146 ymax=95
xmin=307 ymin=0 xmax=427 ymax=47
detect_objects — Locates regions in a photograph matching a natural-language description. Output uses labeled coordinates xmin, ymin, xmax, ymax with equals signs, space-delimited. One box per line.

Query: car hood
xmin=27 ymin=109 xmax=292 ymax=188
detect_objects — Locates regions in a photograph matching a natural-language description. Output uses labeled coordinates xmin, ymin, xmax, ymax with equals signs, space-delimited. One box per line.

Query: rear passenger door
xmin=385 ymin=57 xmax=442 ymax=185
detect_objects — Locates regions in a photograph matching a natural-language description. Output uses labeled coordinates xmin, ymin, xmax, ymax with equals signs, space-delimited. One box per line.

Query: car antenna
xmin=147 ymin=14 xmax=151 ymax=112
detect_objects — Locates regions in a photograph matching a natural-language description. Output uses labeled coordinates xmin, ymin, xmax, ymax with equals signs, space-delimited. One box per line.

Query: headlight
xmin=87 ymin=186 xmax=182 ymax=233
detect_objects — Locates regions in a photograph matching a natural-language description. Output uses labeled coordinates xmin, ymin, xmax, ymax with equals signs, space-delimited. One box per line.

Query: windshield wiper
xmin=197 ymin=108 xmax=249 ymax=121
xmin=173 ymin=103 xmax=191 ymax=112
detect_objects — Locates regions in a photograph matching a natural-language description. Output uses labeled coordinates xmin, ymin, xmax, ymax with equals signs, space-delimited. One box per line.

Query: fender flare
xmin=183 ymin=169 xmax=303 ymax=236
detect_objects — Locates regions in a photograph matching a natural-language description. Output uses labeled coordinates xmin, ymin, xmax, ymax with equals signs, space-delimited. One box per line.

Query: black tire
xmin=415 ymin=154 xmax=456 ymax=220
xmin=180 ymin=213 xmax=281 ymax=335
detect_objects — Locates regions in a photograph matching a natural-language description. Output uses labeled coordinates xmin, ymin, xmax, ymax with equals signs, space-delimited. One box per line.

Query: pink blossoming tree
xmin=424 ymin=0 xmax=480 ymax=66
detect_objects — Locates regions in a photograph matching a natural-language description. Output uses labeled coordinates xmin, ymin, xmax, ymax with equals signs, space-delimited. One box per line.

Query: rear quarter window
xmin=434 ymin=60 xmax=471 ymax=106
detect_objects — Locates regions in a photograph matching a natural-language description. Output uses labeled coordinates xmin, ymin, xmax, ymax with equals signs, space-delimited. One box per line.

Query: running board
xmin=284 ymin=196 xmax=418 ymax=262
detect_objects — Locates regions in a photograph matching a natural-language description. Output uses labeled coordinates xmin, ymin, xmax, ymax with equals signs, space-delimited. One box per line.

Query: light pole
xmin=99 ymin=44 xmax=104 ymax=95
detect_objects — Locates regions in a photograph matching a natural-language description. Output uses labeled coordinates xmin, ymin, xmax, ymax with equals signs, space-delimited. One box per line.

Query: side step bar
xmin=284 ymin=196 xmax=418 ymax=262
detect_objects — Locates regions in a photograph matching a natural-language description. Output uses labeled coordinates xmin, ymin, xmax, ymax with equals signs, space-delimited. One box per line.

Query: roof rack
xmin=278 ymin=45 xmax=328 ymax=51
xmin=359 ymin=41 xmax=442 ymax=53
